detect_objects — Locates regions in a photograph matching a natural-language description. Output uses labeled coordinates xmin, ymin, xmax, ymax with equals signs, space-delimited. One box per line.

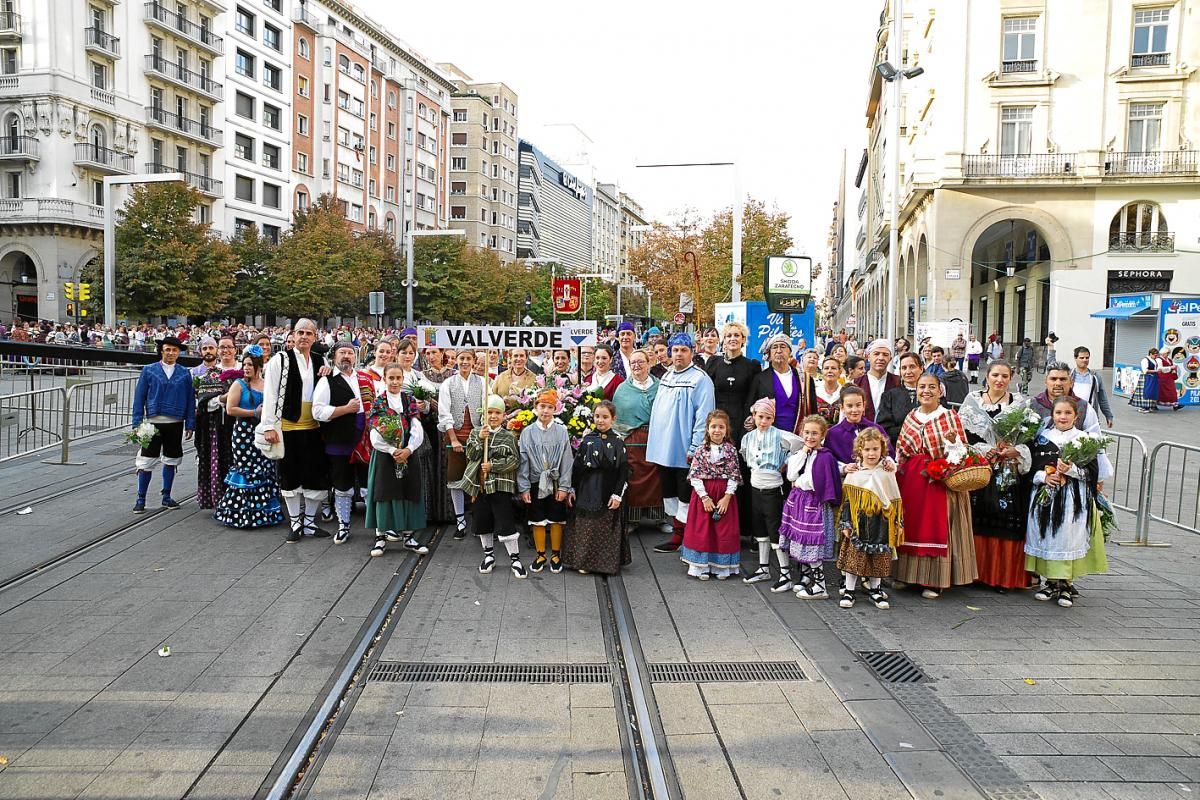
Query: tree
xmin=223 ymin=224 xmax=276 ymax=321
xmin=269 ymin=194 xmax=389 ymax=319
xmin=702 ymin=198 xmax=794 ymax=302
xmin=85 ymin=182 xmax=236 ymax=321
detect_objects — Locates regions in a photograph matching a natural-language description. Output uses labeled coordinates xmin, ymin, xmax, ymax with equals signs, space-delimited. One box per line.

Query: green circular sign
xmin=781 ymin=259 xmax=797 ymax=277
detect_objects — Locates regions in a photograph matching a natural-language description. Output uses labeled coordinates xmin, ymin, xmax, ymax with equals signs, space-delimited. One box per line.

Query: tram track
xmin=0 ymin=462 xmax=134 ymax=519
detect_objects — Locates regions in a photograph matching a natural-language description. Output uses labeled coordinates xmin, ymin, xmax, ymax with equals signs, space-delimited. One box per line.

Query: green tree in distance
xmin=269 ymin=194 xmax=390 ymax=319
xmin=224 ymin=223 xmax=276 ymax=321
xmin=86 ymin=182 xmax=236 ymax=321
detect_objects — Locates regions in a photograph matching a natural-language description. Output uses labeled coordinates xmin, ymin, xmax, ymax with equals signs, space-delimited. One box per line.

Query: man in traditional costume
xmin=437 ymin=350 xmax=485 ymax=536
xmin=131 ymin=336 xmax=195 ymax=512
xmin=260 ymin=318 xmax=331 ymax=543
xmin=746 ymin=333 xmax=818 ymax=435
xmin=313 ymin=342 xmax=376 ymax=544
xmin=853 ymin=339 xmax=900 ymax=421
xmin=493 ymin=347 xmax=539 ymax=398
xmin=611 ymin=321 xmax=639 ymax=379
xmin=647 ymin=332 xmax=716 ymax=553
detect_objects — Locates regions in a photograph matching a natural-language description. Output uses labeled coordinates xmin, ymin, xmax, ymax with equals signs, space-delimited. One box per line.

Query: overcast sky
xmin=368 ymin=0 xmax=882 ymax=268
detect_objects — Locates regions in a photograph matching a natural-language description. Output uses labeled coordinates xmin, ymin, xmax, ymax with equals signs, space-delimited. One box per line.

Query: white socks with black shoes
xmin=743 ymin=538 xmax=772 ymax=584
xmin=770 ymin=544 xmax=793 ymax=593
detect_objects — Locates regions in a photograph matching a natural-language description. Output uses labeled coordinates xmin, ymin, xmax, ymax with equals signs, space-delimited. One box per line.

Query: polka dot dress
xmin=214 ymin=382 xmax=285 ymax=529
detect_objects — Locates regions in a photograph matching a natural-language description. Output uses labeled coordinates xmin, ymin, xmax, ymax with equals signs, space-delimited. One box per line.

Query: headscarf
xmin=199 ymin=335 xmax=217 ymax=348
xmin=750 ymin=397 xmax=776 ymax=416
xmin=667 ymin=332 xmax=694 ymax=349
xmin=762 ymin=333 xmax=792 ymax=354
xmin=867 ymin=338 xmax=893 ymax=356
xmin=486 ymin=394 xmax=505 ymax=412
xmin=617 ymin=321 xmax=635 ymax=333
xmin=536 ymin=389 xmax=558 ymax=407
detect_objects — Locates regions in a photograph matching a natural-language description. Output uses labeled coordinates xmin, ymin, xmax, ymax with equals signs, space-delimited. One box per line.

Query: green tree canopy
xmin=269 ymin=194 xmax=390 ymax=318
xmin=87 ymin=182 xmax=236 ymax=321
xmin=223 ymin=223 xmax=276 ymax=320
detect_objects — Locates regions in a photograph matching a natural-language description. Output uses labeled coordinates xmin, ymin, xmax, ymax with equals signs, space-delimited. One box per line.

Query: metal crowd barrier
xmin=0 ymin=374 xmax=140 ymax=464
xmin=1124 ymin=441 xmax=1200 ymax=547
xmin=1101 ymin=430 xmax=1148 ymax=518
xmin=0 ymin=387 xmax=66 ymax=462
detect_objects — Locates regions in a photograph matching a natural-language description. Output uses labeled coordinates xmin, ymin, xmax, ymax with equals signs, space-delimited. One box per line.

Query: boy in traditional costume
xmin=458 ymin=395 xmax=526 ymax=578
xmin=738 ymin=398 xmax=802 ymax=590
xmin=518 ymin=390 xmax=574 ymax=573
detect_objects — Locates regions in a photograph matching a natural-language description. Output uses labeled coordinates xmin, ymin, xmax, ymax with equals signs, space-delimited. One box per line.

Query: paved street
xmin=0 ymin=401 xmax=1196 ymax=799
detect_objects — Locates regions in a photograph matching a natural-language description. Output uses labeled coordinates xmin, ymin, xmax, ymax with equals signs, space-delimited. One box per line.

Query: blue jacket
xmin=133 ymin=362 xmax=197 ymax=430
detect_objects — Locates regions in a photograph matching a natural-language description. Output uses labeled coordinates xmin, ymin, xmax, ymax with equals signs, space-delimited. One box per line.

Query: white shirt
xmin=773 ymin=368 xmax=795 ymax=399
xmin=627 ymin=374 xmax=654 ymax=391
xmin=261 ymin=350 xmax=316 ymax=429
xmin=867 ymin=372 xmax=888 ymax=412
xmin=619 ymin=350 xmax=634 ymax=377
xmin=590 ymin=370 xmax=618 ymax=393
xmin=312 ymin=370 xmax=363 ymax=423
xmin=369 ymin=392 xmax=425 ymax=453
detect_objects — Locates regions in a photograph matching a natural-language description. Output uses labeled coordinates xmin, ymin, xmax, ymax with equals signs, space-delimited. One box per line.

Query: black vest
xmin=281 ymin=349 xmax=325 ymax=423
xmin=319 ymin=373 xmax=360 ymax=445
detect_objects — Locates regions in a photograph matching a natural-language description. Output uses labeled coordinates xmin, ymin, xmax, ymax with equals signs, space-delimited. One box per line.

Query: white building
xmin=593 ymin=182 xmax=621 ymax=281
xmin=843 ymin=0 xmax=1200 ymax=366
xmin=516 ymin=139 xmax=592 ymax=273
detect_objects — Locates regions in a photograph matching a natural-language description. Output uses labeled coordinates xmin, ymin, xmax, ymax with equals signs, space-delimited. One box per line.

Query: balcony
xmin=292 ymin=6 xmax=316 ymax=27
xmin=962 ymin=153 xmax=1076 ymax=178
xmin=1001 ymin=59 xmax=1037 ymax=74
xmin=1109 ymin=231 xmax=1175 ymax=253
xmin=84 ymin=27 xmax=121 ymax=59
xmin=0 ymin=11 xmax=20 ymax=41
xmin=143 ymin=3 xmax=222 ymax=55
xmin=74 ymin=142 xmax=133 ymax=174
xmin=90 ymin=86 xmax=116 ymax=106
xmin=144 ymin=162 xmax=223 ymax=197
xmin=0 ymin=135 xmax=39 ymax=162
xmin=1132 ymin=52 xmax=1169 ymax=68
xmin=1105 ymin=150 xmax=1198 ymax=176
xmin=145 ymin=106 xmax=223 ymax=146
xmin=0 ymin=198 xmax=106 ymax=229
xmin=144 ymin=55 xmax=222 ymax=100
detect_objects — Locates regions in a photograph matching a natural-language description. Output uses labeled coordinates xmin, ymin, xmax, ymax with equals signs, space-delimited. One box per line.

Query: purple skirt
xmin=778 ymin=487 xmax=836 ymax=565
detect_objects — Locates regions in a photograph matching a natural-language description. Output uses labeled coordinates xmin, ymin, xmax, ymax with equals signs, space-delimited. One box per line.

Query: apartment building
xmin=618 ymin=190 xmax=646 ymax=286
xmin=842 ymin=0 xmax=1200 ymax=364
xmin=593 ymin=182 xmax=621 ymax=281
xmin=292 ymin=0 xmax=454 ymax=241
xmin=516 ymin=139 xmax=592 ymax=273
xmin=439 ymin=63 xmax=518 ymax=263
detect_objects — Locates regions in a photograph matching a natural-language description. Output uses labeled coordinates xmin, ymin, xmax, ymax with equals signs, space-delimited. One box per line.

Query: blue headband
xmin=668 ymin=332 xmax=694 ymax=350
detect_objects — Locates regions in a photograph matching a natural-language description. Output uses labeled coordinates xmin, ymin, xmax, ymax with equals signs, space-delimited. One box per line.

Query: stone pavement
xmin=0 ymin=399 xmax=1198 ymax=799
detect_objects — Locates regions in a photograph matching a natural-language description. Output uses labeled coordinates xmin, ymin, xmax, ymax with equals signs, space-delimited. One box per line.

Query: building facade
xmin=618 ymin=190 xmax=646 ymax=286
xmin=593 ymin=182 xmax=621 ymax=281
xmin=440 ymin=64 xmax=517 ymax=263
xmin=0 ymin=0 xmax=457 ymax=323
xmin=516 ymin=138 xmax=592 ymax=273
xmin=842 ymin=0 xmax=1200 ymax=364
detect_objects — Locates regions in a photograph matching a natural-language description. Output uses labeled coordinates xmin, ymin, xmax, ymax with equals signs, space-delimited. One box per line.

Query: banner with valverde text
xmin=418 ymin=323 xmax=597 ymax=350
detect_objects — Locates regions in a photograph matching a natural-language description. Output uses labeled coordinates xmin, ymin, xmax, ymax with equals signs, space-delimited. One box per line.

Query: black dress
xmin=562 ymin=430 xmax=631 ymax=575
xmin=705 ymin=354 xmax=761 ymax=446
xmin=876 ymin=385 xmax=919 ymax=447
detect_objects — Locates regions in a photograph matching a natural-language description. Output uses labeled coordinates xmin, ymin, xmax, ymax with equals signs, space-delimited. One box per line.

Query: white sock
xmin=334 ymin=490 xmax=353 ymax=525
xmin=498 ymin=533 xmax=520 ymax=556
xmin=451 ymin=489 xmax=465 ymax=517
xmin=756 ymin=538 xmax=771 ymax=566
xmin=302 ymin=493 xmax=324 ymax=519
xmin=675 ymin=501 xmax=688 ymax=524
xmin=282 ymin=493 xmax=302 ymax=521
xmin=663 ymin=497 xmax=678 ymax=518
xmin=774 ymin=546 xmax=790 ymax=570
xmin=844 ymin=574 xmax=858 ymax=591
xmin=480 ymin=533 xmax=495 ymax=550
xmin=868 ymin=577 xmax=881 ymax=590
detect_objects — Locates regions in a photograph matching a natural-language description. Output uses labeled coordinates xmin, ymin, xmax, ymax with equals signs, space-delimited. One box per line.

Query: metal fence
xmin=1125 ymin=441 xmax=1200 ymax=546
xmin=0 ymin=374 xmax=139 ymax=464
xmin=1102 ymin=431 xmax=1147 ymax=516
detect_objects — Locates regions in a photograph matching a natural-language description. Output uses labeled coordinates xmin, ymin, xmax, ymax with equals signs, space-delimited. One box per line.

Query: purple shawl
xmin=825 ymin=419 xmax=893 ymax=464
xmin=797 ymin=447 xmax=842 ymax=506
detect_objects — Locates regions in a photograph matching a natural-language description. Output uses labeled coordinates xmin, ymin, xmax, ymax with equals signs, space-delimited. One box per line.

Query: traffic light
xmin=78 ymin=283 xmax=91 ymax=302
xmin=65 ymin=302 xmax=75 ymax=316
xmin=64 ymin=282 xmax=75 ymax=300
xmin=80 ymin=308 xmax=88 ymax=317
xmin=524 ymin=292 xmax=532 ymax=310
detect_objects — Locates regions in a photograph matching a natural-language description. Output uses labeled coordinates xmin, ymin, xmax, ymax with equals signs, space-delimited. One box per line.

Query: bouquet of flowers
xmin=126 ymin=420 xmax=157 ymax=450
xmin=373 ymin=412 xmax=409 ymax=479
xmin=1095 ymin=493 xmax=1118 ymax=541
xmin=405 ymin=378 xmax=434 ymax=403
xmin=923 ymin=439 xmax=992 ymax=491
xmin=990 ymin=403 xmax=1042 ymax=490
xmin=1034 ymin=433 xmax=1112 ymax=507
xmin=506 ymin=408 xmax=536 ymax=433
xmin=503 ymin=384 xmax=602 ymax=449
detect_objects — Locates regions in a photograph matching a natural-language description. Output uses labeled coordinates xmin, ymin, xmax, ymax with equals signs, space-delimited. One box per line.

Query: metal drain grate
xmin=367 ymin=662 xmax=611 ymax=684
xmin=857 ymin=651 xmax=928 ymax=683
xmin=647 ymin=661 xmax=806 ymax=683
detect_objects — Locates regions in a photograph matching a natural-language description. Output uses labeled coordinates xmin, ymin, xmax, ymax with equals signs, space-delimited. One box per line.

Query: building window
xmin=297 ymin=37 xmax=310 ymax=59
xmin=235 ymin=91 xmax=255 ymax=120
xmin=369 ymin=145 xmax=377 ymax=164
xmin=4 ymin=171 xmax=20 ymax=198
xmin=296 ymin=152 xmax=308 ymax=173
xmin=386 ymin=186 xmax=395 ymax=201
xmin=451 ymin=181 xmax=465 ymax=195
xmin=263 ymin=182 xmax=281 ymax=209
xmin=349 ymin=203 xmax=363 ymax=222
xmin=263 ymin=63 xmax=282 ymax=91
xmin=297 ymin=114 xmax=309 ymax=135
xmin=235 ymin=175 xmax=254 ymax=201
xmin=234 ymin=218 xmax=253 ymax=237
xmin=453 ymin=109 xmax=467 ymax=122
xmin=368 ymin=209 xmax=376 ymax=228
xmin=999 ymin=106 xmax=1033 ymax=156
xmin=386 ymin=216 xmax=395 ymax=235
xmin=262 ymin=143 xmax=280 ymax=170
xmin=234 ymin=133 xmax=254 ymax=162
xmin=451 ymin=205 xmax=466 ymax=220
xmin=369 ymin=112 xmax=377 ymax=131
xmin=369 ymin=178 xmax=377 ymax=196
xmin=1127 ymin=102 xmax=1163 ymax=153
xmin=1109 ymin=201 xmax=1170 ymax=251
xmin=451 ymin=132 xmax=467 ymax=146
xmin=1001 ymin=16 xmax=1038 ymax=70
xmin=387 ymin=122 xmax=396 ymax=139
xmin=262 ymin=224 xmax=280 ymax=243
xmin=1 ymin=48 xmax=17 ymax=75
xmin=296 ymin=190 xmax=309 ymax=210
xmin=235 ymin=6 xmax=255 ymax=37
xmin=1132 ymin=7 xmax=1170 ymax=67
xmin=91 ymin=61 xmax=107 ymax=90
xmin=386 ymin=154 xmax=395 ymax=171
xmin=263 ymin=23 xmax=281 ymax=51
xmin=452 ymin=157 xmax=466 ymax=170
xmin=235 ymin=49 xmax=255 ymax=78
xmin=388 ymin=91 xmax=396 ymax=108
xmin=297 ymin=75 xmax=309 ymax=97
xmin=263 ymin=103 xmax=281 ymax=130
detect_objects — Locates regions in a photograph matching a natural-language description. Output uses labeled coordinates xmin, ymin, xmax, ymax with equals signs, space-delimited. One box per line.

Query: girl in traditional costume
xmin=836 ymin=427 xmax=902 ymax=609
xmin=777 ymin=414 xmax=842 ymax=600
xmin=365 ymin=364 xmax=429 ymax=558
xmin=1026 ymin=397 xmax=1111 ymax=607
xmin=680 ymin=410 xmax=743 ymax=580
xmin=563 ymin=401 xmax=630 ymax=575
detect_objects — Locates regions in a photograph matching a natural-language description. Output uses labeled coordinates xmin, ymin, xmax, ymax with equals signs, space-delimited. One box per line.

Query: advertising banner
xmin=715 ymin=301 xmax=815 ymax=361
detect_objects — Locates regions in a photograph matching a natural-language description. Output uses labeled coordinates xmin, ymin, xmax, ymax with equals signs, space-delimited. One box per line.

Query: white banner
xmin=418 ymin=323 xmax=597 ymax=350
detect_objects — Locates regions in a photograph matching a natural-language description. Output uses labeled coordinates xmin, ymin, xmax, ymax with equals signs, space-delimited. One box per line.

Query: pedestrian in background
xmin=1016 ymin=338 xmax=1035 ymax=394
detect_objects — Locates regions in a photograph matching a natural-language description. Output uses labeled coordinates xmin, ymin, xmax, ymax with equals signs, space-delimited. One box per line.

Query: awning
xmin=1091 ymin=302 xmax=1152 ymax=319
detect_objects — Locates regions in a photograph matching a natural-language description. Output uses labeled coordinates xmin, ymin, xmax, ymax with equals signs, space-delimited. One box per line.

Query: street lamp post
xmin=635 ymin=161 xmax=741 ymax=302
xmin=404 ymin=229 xmax=466 ymax=326
xmin=102 ymin=172 xmax=186 ymax=326
xmin=573 ymin=272 xmax=608 ymax=322
xmin=520 ymin=257 xmax=559 ymax=324
xmin=875 ymin=0 xmax=924 ymax=339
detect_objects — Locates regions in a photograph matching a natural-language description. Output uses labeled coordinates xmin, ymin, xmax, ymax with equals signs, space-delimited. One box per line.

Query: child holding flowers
xmin=1026 ymin=397 xmax=1113 ymax=608
xmin=366 ymin=363 xmax=429 ymax=558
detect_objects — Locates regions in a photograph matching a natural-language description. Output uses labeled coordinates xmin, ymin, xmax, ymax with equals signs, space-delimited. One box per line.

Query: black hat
xmin=158 ymin=336 xmax=183 ymax=351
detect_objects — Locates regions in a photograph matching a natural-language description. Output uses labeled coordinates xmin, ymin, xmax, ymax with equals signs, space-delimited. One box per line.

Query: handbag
xmin=254 ymin=353 xmax=287 ymax=460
